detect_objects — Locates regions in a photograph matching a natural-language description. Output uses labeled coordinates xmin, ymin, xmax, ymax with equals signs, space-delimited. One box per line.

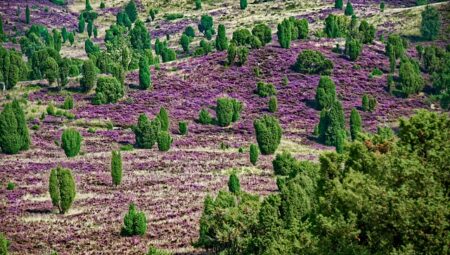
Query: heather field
xmin=0 ymin=0 xmax=449 ymax=255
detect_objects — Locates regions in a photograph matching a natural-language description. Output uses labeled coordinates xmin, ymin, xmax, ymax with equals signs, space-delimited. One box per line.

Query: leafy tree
xmin=268 ymin=96 xmax=278 ymax=113
xmin=78 ymin=14 xmax=85 ymax=33
xmin=111 ymin=151 xmax=122 ymax=186
xmin=198 ymin=109 xmax=212 ymax=124
xmin=344 ymin=37 xmax=362 ymax=61
xmin=345 ymin=1 xmax=354 ymax=16
xmin=139 ymin=57 xmax=151 ymax=90
xmin=256 ymin=81 xmax=276 ymax=97
xmin=125 ymin=0 xmax=138 ymax=23
xmin=180 ymin=34 xmax=190 ymax=53
xmin=133 ymin=114 xmax=161 ymax=149
xmin=421 ymin=5 xmax=441 ymax=41
xmin=25 ymin=5 xmax=30 ymax=24
xmin=179 ymin=121 xmax=188 ymax=135
xmin=277 ymin=19 xmax=291 ymax=49
xmin=61 ymin=128 xmax=82 ymax=157
xmin=215 ymin=24 xmax=228 ymax=51
xmin=294 ymin=50 xmax=333 ymax=75
xmin=350 ymin=108 xmax=362 ymax=141
xmin=254 ymin=115 xmax=282 ymax=155
xmin=0 ymin=104 xmax=21 ymax=154
xmin=93 ymin=76 xmax=124 ymax=104
xmin=228 ymin=173 xmax=241 ymax=193
xmin=49 ymin=166 xmax=76 ymax=214
xmin=249 ymin=144 xmax=259 ymax=165
xmin=157 ymin=107 xmax=170 ymax=132
xmin=398 ymin=58 xmax=424 ymax=96
xmin=240 ymin=0 xmax=248 ymax=10
xmin=318 ymin=100 xmax=345 ymax=146
xmin=315 ymin=76 xmax=336 ymax=110
xmin=121 ymin=203 xmax=147 ymax=236
xmin=335 ymin=0 xmax=343 ymax=9
xmin=252 ymin=24 xmax=272 ymax=46
xmin=157 ymin=131 xmax=172 ymax=151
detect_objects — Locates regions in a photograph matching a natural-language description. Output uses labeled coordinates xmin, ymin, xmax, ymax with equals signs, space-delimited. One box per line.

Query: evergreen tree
xmin=0 ymin=104 xmax=21 ymax=154
xmin=133 ymin=114 xmax=161 ymax=149
xmin=157 ymin=107 xmax=170 ymax=132
xmin=215 ymin=24 xmax=228 ymax=51
xmin=268 ymin=96 xmax=278 ymax=113
xmin=111 ymin=150 xmax=122 ymax=186
xmin=139 ymin=57 xmax=151 ymax=90
xmin=179 ymin=121 xmax=188 ymax=135
xmin=180 ymin=34 xmax=190 ymax=53
xmin=78 ymin=14 xmax=85 ymax=33
xmin=0 ymin=15 xmax=4 ymax=38
xmin=61 ymin=129 xmax=82 ymax=157
xmin=228 ymin=173 xmax=241 ymax=193
xmin=236 ymin=46 xmax=249 ymax=66
xmin=62 ymin=95 xmax=74 ymax=110
xmin=318 ymin=100 xmax=345 ymax=146
xmin=216 ymin=98 xmax=242 ymax=127
xmin=252 ymin=24 xmax=272 ymax=46
xmin=44 ymin=58 xmax=59 ymax=86
xmin=349 ymin=108 xmax=362 ymax=141
xmin=335 ymin=0 xmax=343 ymax=9
xmin=344 ymin=37 xmax=362 ymax=61
xmin=130 ymin=20 xmax=151 ymax=51
xmin=240 ymin=0 xmax=248 ymax=10
xmin=121 ymin=203 xmax=147 ymax=236
xmin=68 ymin=32 xmax=75 ymax=45
xmin=157 ymin=131 xmax=173 ymax=151
xmin=335 ymin=129 xmax=345 ymax=153
xmin=345 ymin=1 xmax=354 ymax=16
xmin=80 ymin=60 xmax=96 ymax=92
xmin=254 ymin=115 xmax=282 ymax=155
xmin=61 ymin=27 xmax=68 ymax=43
xmin=25 ymin=5 xmax=30 ymax=24
xmin=184 ymin=26 xmax=195 ymax=38
xmin=315 ymin=76 xmax=336 ymax=110
xmin=53 ymin=29 xmax=62 ymax=52
xmin=198 ymin=15 xmax=214 ymax=36
xmin=87 ymin=20 xmax=93 ymax=38
xmin=125 ymin=0 xmax=138 ymax=23
xmin=398 ymin=58 xmax=424 ymax=96
xmin=93 ymin=77 xmax=124 ymax=104
xmin=198 ymin=109 xmax=212 ymax=124
xmin=421 ymin=5 xmax=441 ymax=41
xmin=227 ymin=43 xmax=237 ymax=65
xmin=380 ymin=1 xmax=385 ymax=12
xmin=85 ymin=0 xmax=93 ymax=11
xmin=12 ymin=100 xmax=30 ymax=151
xmin=49 ymin=166 xmax=76 ymax=214
xmin=277 ymin=19 xmax=291 ymax=49
xmin=195 ymin=0 xmax=202 ymax=10
xmin=359 ymin=20 xmax=376 ymax=44
xmin=249 ymin=144 xmax=259 ymax=166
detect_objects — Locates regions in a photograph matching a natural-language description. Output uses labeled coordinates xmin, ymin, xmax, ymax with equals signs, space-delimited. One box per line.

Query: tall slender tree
xmin=25 ymin=5 xmax=30 ymax=24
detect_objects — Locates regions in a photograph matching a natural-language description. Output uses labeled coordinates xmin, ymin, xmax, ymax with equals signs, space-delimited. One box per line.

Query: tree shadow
xmin=25 ymin=208 xmax=53 ymax=214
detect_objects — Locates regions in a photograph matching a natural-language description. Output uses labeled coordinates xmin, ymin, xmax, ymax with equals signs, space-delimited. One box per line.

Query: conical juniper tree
xmin=254 ymin=115 xmax=282 ymax=155
xmin=111 ymin=150 xmax=122 ymax=186
xmin=49 ymin=166 xmax=76 ymax=214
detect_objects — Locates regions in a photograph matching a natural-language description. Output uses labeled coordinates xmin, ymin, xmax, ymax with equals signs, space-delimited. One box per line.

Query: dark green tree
xmin=12 ymin=100 xmax=30 ymax=151
xmin=228 ymin=173 xmax=241 ymax=193
xmin=294 ymin=50 xmax=334 ymax=75
xmin=85 ymin=0 xmax=93 ymax=11
xmin=49 ymin=166 xmax=76 ymax=214
xmin=254 ymin=115 xmax=282 ymax=155
xmin=195 ymin=0 xmax=202 ymax=10
xmin=179 ymin=121 xmax=188 ymax=135
xmin=0 ymin=104 xmax=21 ymax=154
xmin=256 ymin=81 xmax=276 ymax=97
xmin=380 ymin=1 xmax=385 ymax=12
xmin=139 ymin=57 xmax=151 ymax=90
xmin=111 ymin=150 xmax=122 ymax=186
xmin=121 ymin=203 xmax=147 ymax=236
xmin=335 ymin=0 xmax=343 ymax=9
xmin=58 ymin=58 xmax=70 ymax=89
xmin=359 ymin=20 xmax=376 ymax=44
xmin=198 ymin=15 xmax=214 ymax=36
xmin=335 ymin=129 xmax=345 ymax=153
xmin=215 ymin=24 xmax=228 ymax=51
xmin=157 ymin=131 xmax=173 ymax=151
xmin=345 ymin=1 xmax=354 ymax=16
xmin=87 ymin=20 xmax=93 ymax=38
xmin=53 ymin=29 xmax=62 ymax=52
xmin=227 ymin=43 xmax=237 ymax=65
xmin=80 ymin=60 xmax=96 ymax=92
xmin=252 ymin=24 xmax=272 ymax=46
xmin=131 ymin=20 xmax=151 ymax=51
xmin=277 ymin=19 xmax=291 ymax=49
xmin=61 ymin=128 xmax=82 ymax=157
xmin=184 ymin=26 xmax=195 ymax=38
xmin=133 ymin=114 xmax=161 ymax=149
xmin=268 ymin=96 xmax=278 ymax=113
xmin=78 ymin=14 xmax=85 ymax=33
xmin=350 ymin=108 xmax=362 ymax=141
xmin=398 ymin=58 xmax=424 ymax=96
xmin=216 ymin=98 xmax=236 ymax=127
xmin=180 ymin=34 xmax=190 ymax=53
xmin=93 ymin=77 xmax=124 ymax=104
xmin=44 ymin=58 xmax=59 ymax=86
xmin=25 ymin=5 xmax=30 ymax=24
xmin=272 ymin=151 xmax=299 ymax=176
xmin=318 ymin=100 xmax=345 ymax=146
xmin=157 ymin=107 xmax=170 ymax=132
xmin=344 ymin=37 xmax=362 ymax=61
xmin=315 ymin=76 xmax=336 ymax=110
xmin=125 ymin=0 xmax=138 ymax=23
xmin=421 ymin=5 xmax=441 ymax=41
xmin=249 ymin=144 xmax=259 ymax=166
xmin=240 ymin=0 xmax=248 ymax=10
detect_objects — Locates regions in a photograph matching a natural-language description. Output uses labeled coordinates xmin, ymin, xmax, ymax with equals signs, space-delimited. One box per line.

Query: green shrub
xmin=227 ymin=43 xmax=237 ymax=65
xmin=256 ymin=81 xmax=276 ymax=97
xmin=198 ymin=15 xmax=214 ymax=36
xmin=195 ymin=0 xmax=202 ymax=10
xmin=0 ymin=232 xmax=9 ymax=255
xmin=268 ymin=96 xmax=278 ymax=113
xmin=61 ymin=128 xmax=82 ymax=157
xmin=49 ymin=166 xmax=76 ymax=214
xmin=318 ymin=100 xmax=345 ymax=146
xmin=385 ymin=34 xmax=406 ymax=60
xmin=240 ymin=0 xmax=247 ymax=10
xmin=6 ymin=182 xmax=15 ymax=190
xmin=80 ymin=60 xmax=96 ymax=92
xmin=344 ymin=37 xmax=362 ymax=61
xmin=232 ymin=28 xmax=252 ymax=46
xmin=273 ymin=151 xmax=299 ymax=176
xmin=315 ymin=76 xmax=336 ymax=110
xmin=139 ymin=57 xmax=152 ymax=90
xmin=359 ymin=20 xmax=376 ymax=44
xmin=198 ymin=108 xmax=212 ymax=124
xmin=344 ymin=1 xmax=354 ymax=16
xmin=236 ymin=46 xmax=249 ymax=66
xmin=180 ymin=34 xmax=190 ymax=53
xmin=111 ymin=150 xmax=122 ymax=186
xmin=62 ymin=95 xmax=74 ymax=110
xmin=216 ymin=98 xmax=243 ymax=127
xmin=93 ymin=77 xmax=124 ymax=104
xmin=335 ymin=129 xmax=345 ymax=153
xmin=179 ymin=121 xmax=188 ymax=135
xmin=121 ymin=203 xmax=147 ymax=236
xmin=254 ymin=115 xmax=282 ymax=155
xmin=215 ymin=24 xmax=228 ymax=51
xmin=294 ymin=50 xmax=333 ymax=75
xmin=252 ymin=24 xmax=272 ymax=46
xmin=249 ymin=144 xmax=259 ymax=165
xmin=350 ymin=108 xmax=362 ymax=141
xmin=133 ymin=114 xmax=161 ymax=149
xmin=398 ymin=58 xmax=424 ymax=97
xmin=324 ymin=14 xmax=349 ymax=38
xmin=228 ymin=173 xmax=241 ymax=193
xmin=277 ymin=19 xmax=292 ymax=49
xmin=157 ymin=131 xmax=173 ymax=152
xmin=157 ymin=107 xmax=170 ymax=132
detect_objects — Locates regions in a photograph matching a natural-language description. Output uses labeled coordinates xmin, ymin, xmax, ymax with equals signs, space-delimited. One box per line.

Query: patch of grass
xmin=120 ymin=144 xmax=134 ymax=151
